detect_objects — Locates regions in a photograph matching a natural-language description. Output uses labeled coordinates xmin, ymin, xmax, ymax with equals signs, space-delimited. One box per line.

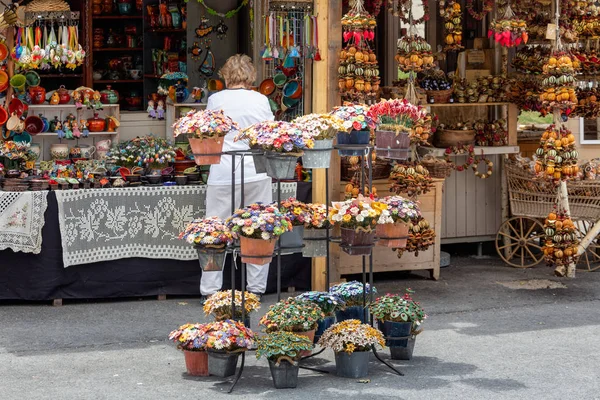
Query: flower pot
xmin=334 ymin=351 xmax=370 ymax=378
xmin=252 ymin=152 xmax=267 ymax=173
xmin=336 ymin=130 xmax=370 ymax=156
xmin=207 ymin=351 xmax=239 ymax=378
xmin=302 ymin=228 xmax=328 ymax=258
xmin=188 ymin=137 xmax=223 ymax=165
xmin=340 ymin=227 xmax=375 ymax=256
xmin=376 ymin=222 xmax=409 ymax=248
xmin=183 ymin=350 xmax=209 ymax=377
xmin=377 ymin=320 xmax=415 ymax=360
xmin=315 ymin=316 xmax=336 ymax=343
xmin=279 ymin=226 xmax=304 ymax=255
xmin=239 ymin=236 xmax=275 ymax=265
xmin=302 ymin=139 xmax=333 ymax=169
xmin=375 ymin=130 xmax=409 ymax=160
xmin=265 ymin=152 xmax=299 ymax=180
xmin=196 ymin=247 xmax=227 ymax=271
xmin=335 ymin=306 xmax=367 ymax=323
xmin=295 ymin=329 xmax=315 ymax=357
xmin=268 ymin=358 xmax=300 ymax=389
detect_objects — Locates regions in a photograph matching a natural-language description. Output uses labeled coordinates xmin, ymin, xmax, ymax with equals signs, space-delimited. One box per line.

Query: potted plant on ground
xmin=179 ymin=216 xmax=234 ymax=272
xmin=203 ymin=319 xmax=255 ymax=377
xmin=370 ymin=289 xmax=426 ymax=360
xmin=226 ymin=202 xmax=292 ymax=265
xmin=292 ymin=113 xmax=347 ymax=168
xmin=203 ymin=290 xmax=261 ymax=326
xmin=172 ymin=109 xmax=238 ymax=165
xmin=302 ymin=203 xmax=331 ymax=258
xmin=168 ymin=323 xmax=211 ymax=377
xmin=278 ymin=197 xmax=309 ymax=253
xmin=329 ymin=196 xmax=390 ymax=255
xmin=237 ymin=121 xmax=314 ymax=179
xmin=318 ymin=319 xmax=385 ymax=378
xmin=329 ymin=281 xmax=377 ymax=323
xmin=256 ymin=331 xmax=313 ymax=389
xmin=295 ymin=291 xmax=345 ymax=342
xmin=330 ymin=104 xmax=376 ymax=156
xmin=376 ymin=196 xmax=422 ymax=248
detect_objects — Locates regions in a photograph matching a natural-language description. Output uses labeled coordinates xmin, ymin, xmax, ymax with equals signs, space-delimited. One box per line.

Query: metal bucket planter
xmin=188 ymin=137 xmax=224 ymax=165
xmin=375 ymin=130 xmax=409 ymax=160
xmin=302 ymin=229 xmax=328 ymax=258
xmin=265 ymin=152 xmax=299 ymax=180
xmin=335 ymin=306 xmax=368 ymax=323
xmin=302 ymin=139 xmax=333 ymax=169
xmin=315 ymin=316 xmax=336 ymax=343
xmin=377 ymin=320 xmax=415 ymax=360
xmin=253 ymin=152 xmax=267 ymax=174
xmin=376 ymin=222 xmax=409 ymax=248
xmin=334 ymin=351 xmax=370 ymax=378
xmin=196 ymin=246 xmax=227 ymax=271
xmin=268 ymin=359 xmax=300 ymax=389
xmin=207 ymin=351 xmax=240 ymax=377
xmin=183 ymin=350 xmax=209 ymax=377
xmin=340 ymin=227 xmax=375 ymax=256
xmin=336 ymin=130 xmax=370 ymax=156
xmin=279 ymin=225 xmax=304 ymax=255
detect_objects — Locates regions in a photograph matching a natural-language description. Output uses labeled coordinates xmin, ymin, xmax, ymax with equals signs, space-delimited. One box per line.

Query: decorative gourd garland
xmin=465 ymin=0 xmax=494 ymax=21
xmin=471 ymin=156 xmax=493 ymax=179
xmin=443 ymin=143 xmax=475 ymax=172
xmin=542 ymin=209 xmax=580 ymax=271
xmin=195 ymin=0 xmax=249 ymax=19
xmin=440 ymin=0 xmax=463 ymax=51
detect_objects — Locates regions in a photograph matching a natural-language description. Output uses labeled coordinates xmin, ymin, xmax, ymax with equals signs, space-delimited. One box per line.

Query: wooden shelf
xmin=94 ymin=80 xmax=143 ymax=83
xmin=144 ymin=74 xmax=162 ymax=78
xmin=93 ymin=48 xmax=143 ymax=52
xmin=27 ymin=104 xmax=120 ymax=109
xmin=37 ymin=74 xmax=83 ymax=78
xmin=147 ymin=28 xmax=185 ymax=33
xmin=36 ymin=132 xmax=118 ymax=136
xmin=428 ymin=102 xmax=511 ymax=108
xmin=424 ymin=146 xmax=520 ymax=157
xmin=93 ymin=15 xmax=143 ymax=19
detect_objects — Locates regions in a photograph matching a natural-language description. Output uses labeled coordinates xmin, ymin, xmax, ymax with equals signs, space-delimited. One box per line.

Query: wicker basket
xmin=25 ymin=0 xmax=71 ymax=12
xmin=341 ymin=157 xmax=391 ymax=181
xmin=426 ymin=88 xmax=453 ymax=104
xmin=420 ymin=156 xmax=453 ymax=179
xmin=433 ymin=129 xmax=476 ymax=148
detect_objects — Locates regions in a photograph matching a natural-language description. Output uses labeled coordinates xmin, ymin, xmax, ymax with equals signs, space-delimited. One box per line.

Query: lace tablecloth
xmin=55 ymin=183 xmax=297 ymax=268
xmin=0 ymin=191 xmax=48 ymax=254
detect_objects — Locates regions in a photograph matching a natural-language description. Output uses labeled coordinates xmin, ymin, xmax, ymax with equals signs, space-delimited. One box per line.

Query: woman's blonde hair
xmin=219 ymin=54 xmax=257 ymax=88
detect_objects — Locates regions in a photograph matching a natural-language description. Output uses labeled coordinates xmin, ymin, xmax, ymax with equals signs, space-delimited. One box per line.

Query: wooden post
xmin=311 ymin=0 xmax=342 ymax=291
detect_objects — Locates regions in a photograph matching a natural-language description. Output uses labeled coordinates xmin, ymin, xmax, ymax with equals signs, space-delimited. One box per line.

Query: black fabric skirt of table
xmin=0 ymin=183 xmax=312 ymax=301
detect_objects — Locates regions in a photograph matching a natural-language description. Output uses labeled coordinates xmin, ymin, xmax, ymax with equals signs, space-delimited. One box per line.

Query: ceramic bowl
xmin=283 ymin=80 xmax=302 ymax=99
xmin=184 ymin=171 xmax=200 ymax=182
xmin=24 ymin=115 xmax=43 ymax=135
xmin=124 ymin=174 xmax=141 ymax=183
xmin=259 ymin=78 xmax=276 ymax=96
xmin=175 ymin=175 xmax=188 ymax=185
xmin=145 ymin=175 xmax=162 ymax=185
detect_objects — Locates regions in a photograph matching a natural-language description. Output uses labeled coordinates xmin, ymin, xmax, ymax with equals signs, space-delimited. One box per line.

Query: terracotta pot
xmin=239 ymin=236 xmax=275 ymax=265
xmin=29 ymin=86 xmax=46 ymax=105
xmin=188 ymin=137 xmax=224 ymax=165
xmin=56 ymin=85 xmax=71 ymax=104
xmin=376 ymin=222 xmax=409 ymax=248
xmin=295 ymin=329 xmax=316 ymax=357
xmin=183 ymin=350 xmax=209 ymax=377
xmin=87 ymin=113 xmax=106 ymax=132
xmin=340 ymin=227 xmax=375 ymax=256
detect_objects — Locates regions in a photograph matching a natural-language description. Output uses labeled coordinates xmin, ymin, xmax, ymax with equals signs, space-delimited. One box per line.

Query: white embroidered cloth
xmin=0 ymin=191 xmax=48 ymax=254
xmin=55 ymin=183 xmax=297 ymax=268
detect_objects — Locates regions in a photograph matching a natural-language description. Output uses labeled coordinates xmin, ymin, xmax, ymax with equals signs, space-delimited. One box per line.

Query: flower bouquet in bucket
xmin=179 ymin=217 xmax=234 ymax=271
xmin=203 ymin=320 xmax=256 ymax=377
xmin=329 ymin=104 xmax=376 ymax=156
xmin=292 ymin=113 xmax=348 ymax=168
xmin=318 ymin=319 xmax=385 ymax=378
xmin=329 ymin=281 xmax=377 ymax=322
xmin=376 ymin=196 xmax=422 ymax=248
xmin=226 ymin=202 xmax=292 ymax=264
xmin=295 ymin=291 xmax=345 ymax=342
xmin=203 ymin=290 xmax=261 ymax=322
xmin=278 ymin=197 xmax=310 ymax=252
xmin=172 ymin=109 xmax=239 ymax=165
xmin=168 ymin=323 xmax=211 ymax=376
xmin=302 ymin=203 xmax=332 ymax=257
xmin=369 ymin=289 xmax=426 ymax=360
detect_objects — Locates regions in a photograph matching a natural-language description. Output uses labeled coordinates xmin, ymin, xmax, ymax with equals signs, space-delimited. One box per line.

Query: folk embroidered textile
xmin=0 ymin=191 xmax=48 ymax=254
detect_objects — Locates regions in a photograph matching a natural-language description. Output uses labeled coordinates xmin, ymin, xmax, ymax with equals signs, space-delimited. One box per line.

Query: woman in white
xmin=201 ymin=54 xmax=273 ymax=300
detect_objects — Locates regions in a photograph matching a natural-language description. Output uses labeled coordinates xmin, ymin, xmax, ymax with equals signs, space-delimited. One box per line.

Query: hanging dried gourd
xmin=534 ymin=124 xmax=579 ymax=181
xmin=396 ymin=217 xmax=436 ymax=257
xmin=488 ymin=1 xmax=528 ymax=47
xmin=542 ymin=209 xmax=580 ymax=274
xmin=389 ymin=163 xmax=433 ymax=198
xmin=395 ymin=32 xmax=435 ymax=73
xmin=439 ymin=0 xmax=463 ymax=51
xmin=539 ymin=50 xmax=579 ymax=113
xmin=573 ymin=87 xmax=600 ymax=118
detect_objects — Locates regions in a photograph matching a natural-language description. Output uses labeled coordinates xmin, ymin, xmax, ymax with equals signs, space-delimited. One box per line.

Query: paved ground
xmin=1 ymin=256 xmax=600 ymax=400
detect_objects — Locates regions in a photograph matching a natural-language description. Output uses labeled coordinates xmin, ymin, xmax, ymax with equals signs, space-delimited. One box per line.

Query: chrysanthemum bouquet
xmin=105 ymin=136 xmax=176 ymax=168
xmin=279 ymin=197 xmax=310 ymax=226
xmin=203 ymin=320 xmax=255 ymax=352
xmin=292 ymin=113 xmax=349 ymax=140
xmin=226 ymin=202 xmax=292 ymax=241
xmin=255 ymin=331 xmax=313 ymax=363
xmin=236 ymin=121 xmax=314 ymax=154
xmin=203 ymin=290 xmax=261 ymax=320
xmin=378 ymin=196 xmax=422 ymax=224
xmin=259 ymin=297 xmax=325 ymax=333
xmin=369 ymin=289 xmax=426 ymax=330
xmin=318 ymin=319 xmax=385 ymax=354
xmin=329 ymin=281 xmax=377 ymax=307
xmin=179 ymin=217 xmax=234 ymax=247
xmin=367 ymin=99 xmax=431 ymax=131
xmin=168 ymin=323 xmax=211 ymax=352
xmin=304 ymin=203 xmax=332 ymax=229
xmin=295 ymin=291 xmax=346 ymax=316
xmin=172 ymin=109 xmax=239 ymax=139
xmin=329 ymin=196 xmax=390 ymax=230
xmin=330 ymin=104 xmax=376 ymax=132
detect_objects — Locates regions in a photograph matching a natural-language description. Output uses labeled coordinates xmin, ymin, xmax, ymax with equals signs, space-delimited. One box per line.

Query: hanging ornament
xmin=396 ymin=31 xmax=435 ymax=72
xmin=195 ymin=17 xmax=213 ymax=38
xmin=542 ymin=208 xmax=580 ymax=273
xmin=534 ymin=124 xmax=579 ymax=182
xmin=388 ymin=0 xmax=430 ymax=25
xmin=441 ymin=1 xmax=464 ymax=51
xmin=488 ymin=1 xmax=528 ymax=48
xmin=189 ymin=42 xmax=203 ymax=61
xmin=215 ymin=20 xmax=228 ymax=39
xmin=465 ymin=0 xmax=493 ymax=21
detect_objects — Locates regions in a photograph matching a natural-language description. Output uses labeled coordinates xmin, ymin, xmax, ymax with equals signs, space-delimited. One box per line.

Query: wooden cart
xmin=496 ymin=163 xmax=600 ymax=271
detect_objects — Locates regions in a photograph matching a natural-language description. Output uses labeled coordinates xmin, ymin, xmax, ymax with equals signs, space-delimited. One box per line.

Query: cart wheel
xmin=495 ymin=217 xmax=545 ymax=268
xmin=575 ymin=220 xmax=600 ymax=272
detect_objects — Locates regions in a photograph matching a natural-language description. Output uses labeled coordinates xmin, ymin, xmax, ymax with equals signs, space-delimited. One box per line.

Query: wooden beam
xmin=311 ymin=0 xmax=342 ymax=291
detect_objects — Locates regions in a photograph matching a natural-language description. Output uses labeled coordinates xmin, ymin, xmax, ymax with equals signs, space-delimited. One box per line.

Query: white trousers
xmin=200 ymin=178 xmax=273 ymax=295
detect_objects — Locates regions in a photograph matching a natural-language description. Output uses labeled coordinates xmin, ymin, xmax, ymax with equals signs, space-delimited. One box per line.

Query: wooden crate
xmin=332 ymin=179 xmax=444 ymax=280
